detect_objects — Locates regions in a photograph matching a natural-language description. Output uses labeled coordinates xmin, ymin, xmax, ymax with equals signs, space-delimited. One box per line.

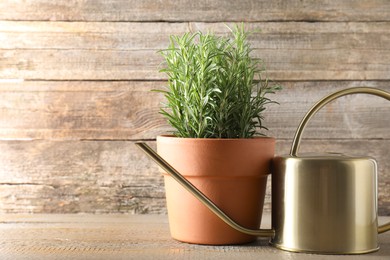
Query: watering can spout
xmin=135 ymin=142 xmax=275 ymax=238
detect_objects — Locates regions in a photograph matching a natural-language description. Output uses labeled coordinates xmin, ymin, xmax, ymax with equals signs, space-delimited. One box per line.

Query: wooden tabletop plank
xmin=0 ymin=214 xmax=389 ymax=259
xmin=0 ymin=81 xmax=389 ymax=140
xmin=1 ymin=21 xmax=389 ymax=81
xmin=1 ymin=139 xmax=389 ymax=215
xmin=0 ymin=0 xmax=389 ymax=22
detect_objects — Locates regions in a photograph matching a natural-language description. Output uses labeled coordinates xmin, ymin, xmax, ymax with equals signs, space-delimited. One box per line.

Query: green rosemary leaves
xmin=157 ymin=24 xmax=281 ymax=138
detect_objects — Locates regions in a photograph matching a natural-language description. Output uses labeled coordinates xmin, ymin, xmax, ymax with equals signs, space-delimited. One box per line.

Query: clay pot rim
xmin=157 ymin=134 xmax=275 ymax=143
xmin=162 ymin=173 xmax=269 ymax=179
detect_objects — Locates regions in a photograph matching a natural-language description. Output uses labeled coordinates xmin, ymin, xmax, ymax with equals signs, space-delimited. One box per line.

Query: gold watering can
xmin=136 ymin=87 xmax=390 ymax=254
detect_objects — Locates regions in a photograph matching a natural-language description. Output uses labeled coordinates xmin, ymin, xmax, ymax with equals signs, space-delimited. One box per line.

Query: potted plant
xmin=156 ymin=24 xmax=281 ymax=245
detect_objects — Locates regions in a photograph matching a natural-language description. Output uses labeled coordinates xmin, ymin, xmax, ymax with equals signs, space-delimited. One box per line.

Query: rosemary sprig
xmin=157 ymin=24 xmax=281 ymax=138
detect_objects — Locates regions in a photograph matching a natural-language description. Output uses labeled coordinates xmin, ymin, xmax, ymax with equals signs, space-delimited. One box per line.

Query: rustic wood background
xmin=0 ymin=0 xmax=389 ymax=215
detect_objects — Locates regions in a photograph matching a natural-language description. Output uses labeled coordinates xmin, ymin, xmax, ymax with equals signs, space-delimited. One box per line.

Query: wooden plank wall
xmin=0 ymin=0 xmax=389 ymax=215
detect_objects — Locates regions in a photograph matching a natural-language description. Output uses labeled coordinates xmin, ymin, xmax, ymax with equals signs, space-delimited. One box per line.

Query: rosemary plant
xmin=158 ymin=24 xmax=281 ymax=138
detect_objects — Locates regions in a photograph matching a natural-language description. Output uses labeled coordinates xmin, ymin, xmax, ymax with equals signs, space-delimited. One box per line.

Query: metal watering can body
xmin=272 ymin=154 xmax=379 ymax=253
xmin=136 ymin=87 xmax=390 ymax=254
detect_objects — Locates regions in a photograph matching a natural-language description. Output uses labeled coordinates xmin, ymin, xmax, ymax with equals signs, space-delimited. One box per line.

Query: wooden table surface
xmin=0 ymin=214 xmax=389 ymax=260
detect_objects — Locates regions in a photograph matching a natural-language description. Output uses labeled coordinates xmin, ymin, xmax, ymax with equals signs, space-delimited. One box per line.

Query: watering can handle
xmin=289 ymin=87 xmax=390 ymax=234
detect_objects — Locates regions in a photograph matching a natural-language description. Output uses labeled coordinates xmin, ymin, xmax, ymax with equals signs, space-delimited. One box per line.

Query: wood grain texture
xmin=0 ymin=81 xmax=388 ymax=140
xmin=0 ymin=0 xmax=389 ymax=215
xmin=1 ymin=214 xmax=390 ymax=260
xmin=0 ymin=0 xmax=389 ymax=22
xmin=0 ymin=140 xmax=165 ymax=214
xmin=0 ymin=81 xmax=169 ymax=140
xmin=1 ymin=139 xmax=389 ymax=215
xmin=1 ymin=21 xmax=389 ymax=81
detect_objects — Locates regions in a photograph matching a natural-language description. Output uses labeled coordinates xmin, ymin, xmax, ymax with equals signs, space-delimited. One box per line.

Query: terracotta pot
xmin=157 ymin=135 xmax=275 ymax=245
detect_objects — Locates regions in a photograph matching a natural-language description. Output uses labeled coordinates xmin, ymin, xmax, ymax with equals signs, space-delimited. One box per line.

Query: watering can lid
xmin=275 ymin=152 xmax=376 ymax=161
